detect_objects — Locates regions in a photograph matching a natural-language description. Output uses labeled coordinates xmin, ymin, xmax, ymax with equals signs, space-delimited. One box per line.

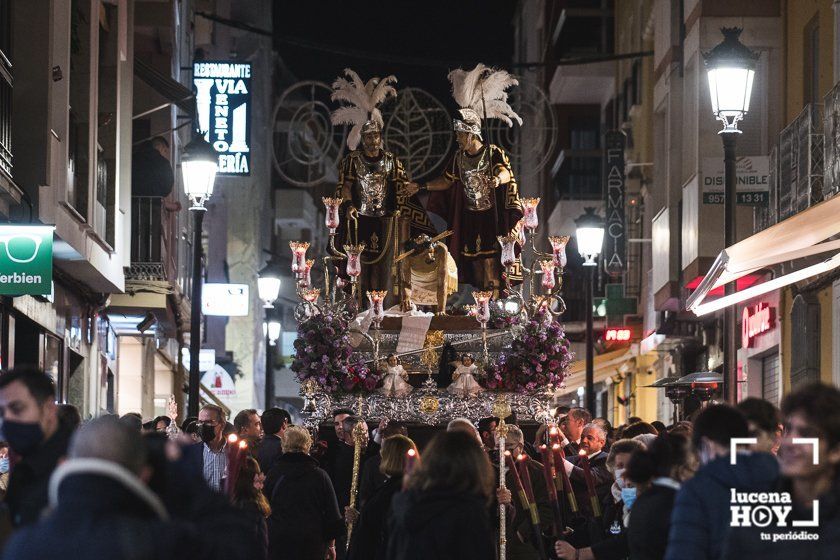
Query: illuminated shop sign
xmin=202 ymin=283 xmax=250 ymax=316
xmin=193 ymin=61 xmax=251 ymax=175
xmin=0 ymin=225 xmax=53 ymax=296
xmin=742 ymin=303 xmax=775 ymax=349
xmin=605 ymin=328 xmax=632 ymax=342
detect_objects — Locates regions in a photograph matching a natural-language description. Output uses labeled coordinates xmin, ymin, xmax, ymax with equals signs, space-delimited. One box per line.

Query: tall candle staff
xmin=577 ymin=449 xmax=602 ymax=517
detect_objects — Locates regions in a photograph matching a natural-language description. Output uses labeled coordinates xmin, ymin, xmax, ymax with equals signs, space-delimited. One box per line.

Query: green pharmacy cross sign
xmin=0 ymin=226 xmax=53 ymax=296
xmin=594 ymin=283 xmax=637 ymax=323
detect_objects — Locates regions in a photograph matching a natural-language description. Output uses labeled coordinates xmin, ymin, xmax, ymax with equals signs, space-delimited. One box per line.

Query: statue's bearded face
xmin=455 ymin=131 xmax=476 ymax=151
xmin=361 ymin=130 xmax=382 ymax=153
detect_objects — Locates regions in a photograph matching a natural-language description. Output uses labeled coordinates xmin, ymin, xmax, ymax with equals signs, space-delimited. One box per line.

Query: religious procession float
xmin=287 ymin=64 xmax=599 ymax=556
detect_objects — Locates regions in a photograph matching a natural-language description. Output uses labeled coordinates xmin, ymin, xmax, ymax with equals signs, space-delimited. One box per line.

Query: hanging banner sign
xmin=701 ymin=156 xmax=770 ymax=205
xmin=200 ymin=364 xmax=237 ymax=408
xmin=603 ymin=130 xmax=627 ymax=276
xmin=0 ymin=225 xmax=53 ymax=296
xmin=193 ymin=61 xmax=252 ymax=176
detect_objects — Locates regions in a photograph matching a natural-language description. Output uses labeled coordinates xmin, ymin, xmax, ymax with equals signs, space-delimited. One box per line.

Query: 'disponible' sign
xmin=0 ymin=225 xmax=53 ymax=296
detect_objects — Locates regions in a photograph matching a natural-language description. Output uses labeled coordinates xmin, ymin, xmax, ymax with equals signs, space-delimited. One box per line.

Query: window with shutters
xmin=790 ymin=294 xmax=820 ymax=389
xmin=761 ymin=353 xmax=780 ymax=406
xmin=0 ymin=0 xmax=11 ymax=179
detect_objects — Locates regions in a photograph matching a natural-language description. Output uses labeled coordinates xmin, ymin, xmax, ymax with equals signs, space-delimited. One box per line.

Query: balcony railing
xmin=823 ymin=82 xmax=840 ymax=200
xmin=778 ymin=103 xmax=823 ymax=221
xmin=129 ymin=196 xmax=176 ymax=282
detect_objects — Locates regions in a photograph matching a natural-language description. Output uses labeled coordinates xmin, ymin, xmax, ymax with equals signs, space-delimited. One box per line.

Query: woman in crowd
xmin=387 ymin=430 xmax=495 ymax=560
xmin=264 ymin=426 xmax=343 ymax=560
xmin=554 ymin=438 xmax=645 ymax=560
xmin=625 ymin=432 xmax=691 ymax=560
xmin=724 ymin=383 xmax=840 ymax=556
xmin=233 ymin=456 xmax=270 ymax=560
xmin=347 ymin=434 xmax=418 ymax=560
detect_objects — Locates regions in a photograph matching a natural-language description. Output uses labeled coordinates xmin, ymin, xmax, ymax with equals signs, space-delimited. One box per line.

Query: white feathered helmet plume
xmin=449 ymin=64 xmax=522 ymax=139
xmin=330 ymin=69 xmax=398 ymax=150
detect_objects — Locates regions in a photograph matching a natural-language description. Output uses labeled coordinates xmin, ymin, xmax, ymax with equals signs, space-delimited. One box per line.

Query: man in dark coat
xmin=562 ymin=423 xmax=614 ymax=522
xmin=2 ymin=416 xmax=258 ymax=560
xmin=665 ymin=404 xmax=779 ymax=560
xmin=257 ymin=408 xmax=290 ymax=473
xmin=0 ymin=368 xmax=73 ymax=527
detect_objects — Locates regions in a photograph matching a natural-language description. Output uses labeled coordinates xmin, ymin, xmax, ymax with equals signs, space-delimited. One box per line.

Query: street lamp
xmin=183 ymin=133 xmax=218 ymax=418
xmin=576 ymin=208 xmax=604 ymax=417
xmin=704 ymin=27 xmax=758 ymax=404
xmin=259 ymin=255 xmax=284 ymax=409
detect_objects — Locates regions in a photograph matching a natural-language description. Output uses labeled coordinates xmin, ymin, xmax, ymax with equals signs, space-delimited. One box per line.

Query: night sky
xmin=273 ymin=0 xmax=517 ymax=105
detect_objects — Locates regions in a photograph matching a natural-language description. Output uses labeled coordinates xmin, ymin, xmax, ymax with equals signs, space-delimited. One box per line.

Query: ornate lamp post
xmin=575 ymin=208 xmax=604 ymax=417
xmin=704 ymin=27 xmax=758 ymax=403
xmin=183 ymin=133 xmax=217 ymax=418
xmin=259 ymin=254 xmax=284 ymax=409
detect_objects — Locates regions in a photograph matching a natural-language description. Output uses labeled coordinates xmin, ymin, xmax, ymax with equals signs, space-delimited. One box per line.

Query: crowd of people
xmin=0 ymin=365 xmax=836 ymax=559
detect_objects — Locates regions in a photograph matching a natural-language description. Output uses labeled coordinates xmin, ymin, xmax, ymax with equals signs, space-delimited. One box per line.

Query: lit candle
xmin=539 ymin=445 xmax=563 ymax=537
xmin=521 ymin=197 xmax=540 ymax=231
xmin=549 ymin=236 xmax=570 ymax=269
xmin=516 ymin=454 xmax=541 ymax=527
xmin=497 ymin=233 xmax=518 ymax=269
xmin=343 ymin=244 xmax=365 ymax=279
xmin=472 ymin=291 xmax=492 ymax=324
xmin=539 ymin=259 xmax=556 ymax=292
xmin=553 ymin=443 xmax=578 ymax=513
xmin=578 ymin=449 xmax=602 ymax=517
xmin=289 ymin=241 xmax=310 ymax=275
xmin=367 ymin=290 xmax=387 ymax=324
xmin=504 ymin=451 xmax=530 ymax=511
xmin=404 ymin=448 xmax=417 ymax=476
xmin=323 ymin=197 xmax=342 ymax=234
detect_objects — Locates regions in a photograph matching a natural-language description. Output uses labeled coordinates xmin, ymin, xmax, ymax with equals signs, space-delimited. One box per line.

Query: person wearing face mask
xmin=0 ymin=368 xmax=73 ymax=527
xmin=182 ymin=404 xmax=229 ymax=492
xmin=664 ymin=404 xmax=779 ymax=560
xmin=554 ymin=438 xmax=643 ymax=560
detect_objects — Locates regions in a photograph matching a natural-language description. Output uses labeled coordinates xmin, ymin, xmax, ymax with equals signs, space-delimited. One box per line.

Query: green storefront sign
xmin=0 ymin=225 xmax=53 ymax=296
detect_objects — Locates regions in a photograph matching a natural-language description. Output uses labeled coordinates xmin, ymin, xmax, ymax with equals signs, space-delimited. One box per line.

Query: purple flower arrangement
xmin=483 ymin=310 xmax=573 ymax=393
xmin=291 ymin=313 xmax=381 ymax=394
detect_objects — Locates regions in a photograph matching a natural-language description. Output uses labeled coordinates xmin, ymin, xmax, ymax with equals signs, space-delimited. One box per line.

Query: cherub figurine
xmin=448 ymin=353 xmax=483 ymax=397
xmin=381 ymin=354 xmax=413 ymax=397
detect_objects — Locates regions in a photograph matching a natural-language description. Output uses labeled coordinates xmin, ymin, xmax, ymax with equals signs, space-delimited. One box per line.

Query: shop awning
xmin=558 ymin=347 xmax=635 ymax=395
xmin=687 ymin=195 xmax=840 ymax=315
xmin=134 ymin=59 xmax=195 ymax=114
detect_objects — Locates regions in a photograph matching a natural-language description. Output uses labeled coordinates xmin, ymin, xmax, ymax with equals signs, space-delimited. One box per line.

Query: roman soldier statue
xmin=416 ymin=64 xmax=523 ymax=293
xmin=330 ymin=69 xmax=434 ymax=306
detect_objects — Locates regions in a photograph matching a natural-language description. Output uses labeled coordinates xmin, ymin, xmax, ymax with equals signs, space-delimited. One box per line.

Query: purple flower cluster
xmin=483 ymin=311 xmax=573 ymax=393
xmin=291 ymin=313 xmax=381 ymax=394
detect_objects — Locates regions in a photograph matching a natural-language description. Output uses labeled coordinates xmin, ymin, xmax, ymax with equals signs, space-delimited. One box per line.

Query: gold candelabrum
xmin=497 ymin=199 xmax=570 ymax=322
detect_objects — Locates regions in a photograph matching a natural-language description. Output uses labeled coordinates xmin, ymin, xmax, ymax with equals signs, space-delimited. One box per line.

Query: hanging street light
xmin=575 ymin=208 xmax=604 ymax=416
xmin=183 ymin=133 xmax=218 ymax=418
xmin=259 ymin=254 xmax=284 ymax=409
xmin=704 ymin=27 xmax=758 ymax=134
xmin=258 ymin=253 xmax=284 ymax=308
xmin=704 ymin=27 xmax=758 ymax=404
xmin=575 ymin=207 xmax=605 ymax=267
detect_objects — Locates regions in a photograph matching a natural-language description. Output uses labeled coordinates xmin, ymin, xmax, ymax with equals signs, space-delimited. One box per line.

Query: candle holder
xmin=539 ymin=259 xmax=556 ymax=293
xmin=521 ymin=197 xmax=540 ymax=231
xmin=549 ymin=235 xmax=570 ymax=270
xmin=472 ymin=291 xmax=493 ymax=365
xmin=344 ymin=243 xmax=365 ymax=301
xmin=323 ymin=197 xmax=342 ymax=234
xmin=289 ymin=241 xmax=310 ymax=276
xmin=367 ymin=290 xmax=387 ymax=366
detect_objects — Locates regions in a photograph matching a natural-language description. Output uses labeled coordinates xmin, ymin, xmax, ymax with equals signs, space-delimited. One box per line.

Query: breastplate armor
xmin=459 ymin=151 xmax=493 ymax=212
xmin=354 ymin=154 xmax=393 ymax=217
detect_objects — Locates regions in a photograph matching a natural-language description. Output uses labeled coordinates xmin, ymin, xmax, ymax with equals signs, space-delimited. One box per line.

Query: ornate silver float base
xmin=300 ymin=387 xmax=552 ymax=429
